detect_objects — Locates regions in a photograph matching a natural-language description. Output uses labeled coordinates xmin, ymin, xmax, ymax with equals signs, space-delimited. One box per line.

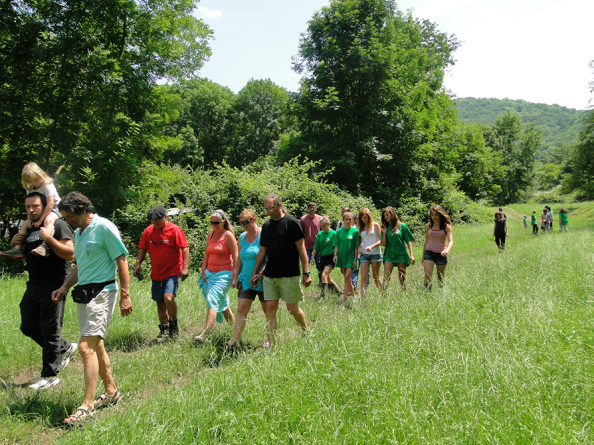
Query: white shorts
xmin=77 ymin=288 xmax=118 ymax=338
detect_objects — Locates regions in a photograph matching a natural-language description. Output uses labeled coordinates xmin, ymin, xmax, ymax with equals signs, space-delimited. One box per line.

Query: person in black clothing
xmin=250 ymin=194 xmax=312 ymax=346
xmin=8 ymin=192 xmax=77 ymax=390
xmin=493 ymin=210 xmax=509 ymax=253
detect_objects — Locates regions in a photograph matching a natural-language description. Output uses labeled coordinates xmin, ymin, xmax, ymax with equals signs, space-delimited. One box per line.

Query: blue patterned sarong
xmin=198 ymin=269 xmax=232 ymax=323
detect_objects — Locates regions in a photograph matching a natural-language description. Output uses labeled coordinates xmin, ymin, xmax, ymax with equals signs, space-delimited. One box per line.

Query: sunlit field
xmin=1 ymin=203 xmax=592 ymax=444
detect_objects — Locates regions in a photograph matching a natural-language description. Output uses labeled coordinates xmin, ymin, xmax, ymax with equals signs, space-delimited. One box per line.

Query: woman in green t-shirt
xmin=310 ymin=216 xmax=341 ymax=297
xmin=380 ymin=207 xmax=415 ymax=289
xmin=558 ymin=206 xmax=569 ymax=232
xmin=333 ymin=212 xmax=360 ymax=305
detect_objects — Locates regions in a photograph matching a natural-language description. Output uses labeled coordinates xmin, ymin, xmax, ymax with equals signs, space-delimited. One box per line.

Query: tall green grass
xmin=0 ymin=202 xmax=592 ymax=443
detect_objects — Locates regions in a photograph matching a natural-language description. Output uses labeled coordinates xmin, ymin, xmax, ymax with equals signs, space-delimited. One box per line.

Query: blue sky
xmin=195 ymin=0 xmax=593 ymax=110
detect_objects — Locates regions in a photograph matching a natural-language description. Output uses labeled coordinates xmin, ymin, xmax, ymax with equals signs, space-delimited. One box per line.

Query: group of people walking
xmin=495 ymin=204 xmax=570 ymax=253
xmin=2 ymin=162 xmax=457 ymax=427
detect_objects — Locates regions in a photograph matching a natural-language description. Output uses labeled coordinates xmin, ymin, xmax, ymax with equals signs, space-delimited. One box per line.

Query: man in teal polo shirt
xmin=52 ymin=192 xmax=132 ymax=426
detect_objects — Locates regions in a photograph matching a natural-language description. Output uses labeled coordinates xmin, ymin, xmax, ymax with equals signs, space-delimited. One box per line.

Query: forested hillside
xmin=455 ymin=98 xmax=586 ymax=152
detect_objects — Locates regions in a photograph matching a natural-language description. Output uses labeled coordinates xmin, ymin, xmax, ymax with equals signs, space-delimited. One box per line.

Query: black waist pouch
xmin=71 ymin=280 xmax=116 ymax=304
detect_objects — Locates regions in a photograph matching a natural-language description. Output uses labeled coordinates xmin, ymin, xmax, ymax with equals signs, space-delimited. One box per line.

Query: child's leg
xmin=43 ymin=212 xmax=59 ymax=231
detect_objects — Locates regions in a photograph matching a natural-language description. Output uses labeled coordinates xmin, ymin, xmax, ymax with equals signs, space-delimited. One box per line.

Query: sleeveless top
xmin=425 ymin=226 xmax=447 ymax=253
xmin=238 ymin=231 xmax=264 ymax=291
xmin=206 ymin=231 xmax=233 ymax=272
xmin=360 ymin=224 xmax=381 ymax=255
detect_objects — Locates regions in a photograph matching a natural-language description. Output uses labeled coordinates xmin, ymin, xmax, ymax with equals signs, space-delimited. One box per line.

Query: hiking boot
xmin=29 ymin=376 xmax=60 ymax=390
xmin=59 ymin=342 xmax=78 ymax=370
xmin=168 ymin=318 xmax=179 ymax=340
xmin=0 ymin=247 xmax=24 ymax=260
xmin=157 ymin=324 xmax=169 ymax=341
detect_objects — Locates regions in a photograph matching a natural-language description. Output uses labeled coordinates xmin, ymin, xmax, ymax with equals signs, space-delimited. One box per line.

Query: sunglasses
xmin=210 ymin=220 xmax=222 ymax=225
xmin=239 ymin=218 xmax=253 ymax=226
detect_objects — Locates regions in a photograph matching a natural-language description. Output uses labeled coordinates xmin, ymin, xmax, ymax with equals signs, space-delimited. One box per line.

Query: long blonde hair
xmin=21 ymin=162 xmax=52 ymax=191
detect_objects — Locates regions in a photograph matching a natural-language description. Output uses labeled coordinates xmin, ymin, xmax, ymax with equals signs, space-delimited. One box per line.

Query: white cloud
xmin=195 ymin=7 xmax=222 ymax=19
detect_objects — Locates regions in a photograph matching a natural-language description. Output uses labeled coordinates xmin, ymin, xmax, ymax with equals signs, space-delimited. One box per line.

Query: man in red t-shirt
xmin=133 ymin=206 xmax=189 ymax=339
xmin=300 ymin=202 xmax=323 ymax=283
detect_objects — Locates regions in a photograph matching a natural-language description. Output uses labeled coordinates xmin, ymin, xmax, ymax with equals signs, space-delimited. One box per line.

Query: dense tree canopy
xmin=287 ymin=0 xmax=460 ymax=204
xmin=0 ymin=0 xmax=213 ymax=214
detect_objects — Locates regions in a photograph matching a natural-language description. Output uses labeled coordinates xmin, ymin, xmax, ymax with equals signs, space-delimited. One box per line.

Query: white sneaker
xmin=29 ymin=376 xmax=60 ymax=390
xmin=59 ymin=342 xmax=78 ymax=370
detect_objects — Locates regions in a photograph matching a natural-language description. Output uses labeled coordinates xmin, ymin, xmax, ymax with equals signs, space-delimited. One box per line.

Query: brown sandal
xmin=64 ymin=407 xmax=95 ymax=426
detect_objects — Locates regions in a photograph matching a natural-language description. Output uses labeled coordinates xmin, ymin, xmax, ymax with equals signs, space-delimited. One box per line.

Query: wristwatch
xmin=303 ymin=271 xmax=311 ymax=276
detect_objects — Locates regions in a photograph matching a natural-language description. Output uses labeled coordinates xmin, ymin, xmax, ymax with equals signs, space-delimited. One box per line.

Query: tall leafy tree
xmin=453 ymin=123 xmax=506 ymax=202
xmin=0 ymin=0 xmax=212 ymax=214
xmin=288 ymin=0 xmax=460 ymax=204
xmin=483 ymin=112 xmax=541 ymax=203
xmin=162 ymin=79 xmax=237 ymax=168
xmin=229 ymin=79 xmax=290 ymax=166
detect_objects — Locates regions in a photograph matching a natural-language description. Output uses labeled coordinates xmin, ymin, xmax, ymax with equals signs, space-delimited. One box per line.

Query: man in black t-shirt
xmin=251 ymin=194 xmax=312 ymax=346
xmin=8 ymin=192 xmax=77 ymax=390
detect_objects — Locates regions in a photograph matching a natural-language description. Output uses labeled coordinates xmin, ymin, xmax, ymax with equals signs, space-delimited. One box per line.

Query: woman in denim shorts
xmin=421 ymin=205 xmax=453 ymax=290
xmin=357 ymin=208 xmax=383 ymax=298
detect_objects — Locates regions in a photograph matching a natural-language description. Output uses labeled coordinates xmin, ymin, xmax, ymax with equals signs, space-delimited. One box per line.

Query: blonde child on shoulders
xmin=1 ymin=163 xmax=61 ymax=259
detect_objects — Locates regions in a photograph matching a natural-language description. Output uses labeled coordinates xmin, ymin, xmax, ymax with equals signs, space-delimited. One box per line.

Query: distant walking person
xmin=1 ymin=163 xmax=61 ymax=259
xmin=10 ymin=192 xmax=77 ymax=390
xmin=195 ymin=210 xmax=237 ymax=342
xmin=134 ymin=206 xmax=189 ymax=340
xmin=546 ymin=206 xmax=554 ymax=230
xmin=251 ymin=194 xmax=311 ymax=346
xmin=523 ymin=215 xmax=528 ymax=231
xmin=558 ymin=207 xmax=569 ymax=232
xmin=493 ymin=211 xmax=508 ymax=253
xmin=380 ymin=207 xmax=415 ymax=289
xmin=52 ymin=192 xmax=132 ymax=426
xmin=310 ymin=216 xmax=341 ymax=297
xmin=531 ymin=210 xmax=538 ymax=234
xmin=300 ymin=202 xmax=323 ymax=282
xmin=357 ymin=207 xmax=382 ymax=298
xmin=333 ymin=212 xmax=360 ymax=305
xmin=422 ymin=205 xmax=453 ymax=290
xmin=336 ymin=206 xmax=350 ymax=230
xmin=540 ymin=208 xmax=551 ymax=232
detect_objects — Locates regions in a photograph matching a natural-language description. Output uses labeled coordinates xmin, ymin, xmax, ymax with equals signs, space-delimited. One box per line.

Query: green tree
xmin=536 ymin=164 xmax=561 ymax=190
xmin=229 ymin=79 xmax=290 ymax=166
xmin=288 ymin=0 xmax=460 ymax=204
xmin=453 ymin=123 xmax=506 ymax=201
xmin=483 ymin=112 xmax=541 ymax=203
xmin=162 ymin=79 xmax=236 ymax=168
xmin=0 ymin=0 xmax=212 ymax=214
xmin=564 ymin=109 xmax=594 ymax=198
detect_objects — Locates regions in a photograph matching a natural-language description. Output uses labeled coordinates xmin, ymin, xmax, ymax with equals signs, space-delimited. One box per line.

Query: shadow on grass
xmin=104 ymin=330 xmax=146 ymax=353
xmin=7 ymin=392 xmax=77 ymax=429
xmin=192 ymin=334 xmax=266 ymax=368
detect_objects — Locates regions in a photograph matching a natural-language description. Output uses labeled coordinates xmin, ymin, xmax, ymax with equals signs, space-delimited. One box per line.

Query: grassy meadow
xmin=0 ymin=202 xmax=593 ymax=444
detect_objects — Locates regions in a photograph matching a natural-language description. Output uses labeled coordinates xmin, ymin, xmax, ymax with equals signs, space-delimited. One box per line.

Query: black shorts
xmin=422 ymin=250 xmax=448 ymax=266
xmin=319 ymin=254 xmax=336 ymax=269
xmin=237 ymin=281 xmax=265 ymax=302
